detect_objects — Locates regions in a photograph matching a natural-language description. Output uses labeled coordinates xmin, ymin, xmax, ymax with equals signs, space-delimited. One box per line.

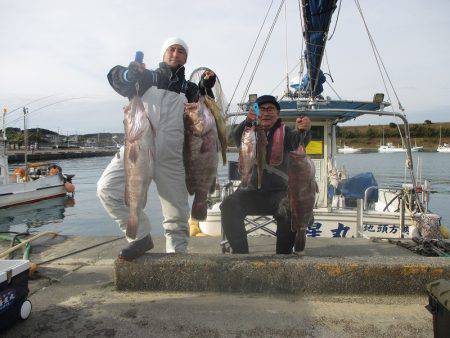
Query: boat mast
xmin=23 ymin=107 xmax=28 ymax=181
xmin=301 ymin=0 xmax=337 ymax=98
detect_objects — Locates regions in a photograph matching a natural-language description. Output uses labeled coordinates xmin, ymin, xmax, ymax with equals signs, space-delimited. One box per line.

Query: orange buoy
xmin=64 ymin=182 xmax=75 ymax=193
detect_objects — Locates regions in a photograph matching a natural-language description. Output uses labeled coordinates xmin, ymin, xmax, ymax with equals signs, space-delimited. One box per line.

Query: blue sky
xmin=1 ymin=0 xmax=449 ymax=133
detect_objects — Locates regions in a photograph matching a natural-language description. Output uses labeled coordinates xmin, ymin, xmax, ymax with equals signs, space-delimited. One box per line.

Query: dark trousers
xmin=220 ymin=188 xmax=295 ymax=254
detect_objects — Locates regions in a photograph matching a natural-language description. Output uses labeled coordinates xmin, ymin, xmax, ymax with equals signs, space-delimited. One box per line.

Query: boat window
xmin=306 ymin=125 xmax=324 ymax=159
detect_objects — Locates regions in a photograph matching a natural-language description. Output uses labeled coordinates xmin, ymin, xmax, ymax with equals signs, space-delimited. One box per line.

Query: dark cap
xmin=255 ymin=95 xmax=280 ymax=111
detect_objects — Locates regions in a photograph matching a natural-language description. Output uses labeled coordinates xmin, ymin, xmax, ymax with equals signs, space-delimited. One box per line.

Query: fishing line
xmin=4 ymin=93 xmax=61 ymax=118
xmin=6 ymin=97 xmax=89 ymax=126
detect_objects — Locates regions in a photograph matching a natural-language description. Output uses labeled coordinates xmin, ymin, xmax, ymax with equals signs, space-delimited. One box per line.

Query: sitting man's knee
xmin=220 ymin=194 xmax=237 ymax=212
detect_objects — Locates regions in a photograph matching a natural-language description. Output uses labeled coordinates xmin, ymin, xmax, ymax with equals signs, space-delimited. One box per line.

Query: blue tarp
xmin=339 ymin=172 xmax=378 ymax=203
xmin=299 ymin=70 xmax=326 ymax=96
xmin=302 ymin=0 xmax=337 ymax=96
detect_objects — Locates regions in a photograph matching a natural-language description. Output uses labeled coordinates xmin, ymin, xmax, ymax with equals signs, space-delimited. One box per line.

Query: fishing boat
xmin=337 ymin=144 xmax=361 ymax=154
xmin=0 ymin=127 xmax=74 ymax=209
xmin=196 ymin=0 xmax=443 ymax=244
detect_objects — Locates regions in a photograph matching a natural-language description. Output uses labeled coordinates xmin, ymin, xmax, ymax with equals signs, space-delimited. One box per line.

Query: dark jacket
xmin=233 ymin=118 xmax=311 ymax=191
xmin=107 ymin=62 xmax=213 ymax=102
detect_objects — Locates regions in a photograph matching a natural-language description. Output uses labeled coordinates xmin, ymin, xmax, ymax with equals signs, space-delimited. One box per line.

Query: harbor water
xmin=0 ymin=152 xmax=449 ymax=236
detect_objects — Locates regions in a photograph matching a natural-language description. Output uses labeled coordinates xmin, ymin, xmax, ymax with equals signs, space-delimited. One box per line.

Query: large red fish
xmin=288 ymin=145 xmax=317 ymax=251
xmin=184 ymin=98 xmax=219 ymax=221
xmin=123 ymin=96 xmax=155 ymax=239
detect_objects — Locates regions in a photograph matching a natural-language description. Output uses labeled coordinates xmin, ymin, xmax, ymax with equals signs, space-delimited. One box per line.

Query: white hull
xmin=411 ymin=146 xmax=423 ymax=152
xmin=199 ymin=203 xmax=425 ymax=239
xmin=337 ymin=146 xmax=361 ymax=154
xmin=378 ymin=142 xmax=406 ymax=153
xmin=378 ymin=147 xmax=405 ymax=153
xmin=437 ymin=146 xmax=450 ymax=153
xmin=0 ymin=175 xmax=66 ymax=208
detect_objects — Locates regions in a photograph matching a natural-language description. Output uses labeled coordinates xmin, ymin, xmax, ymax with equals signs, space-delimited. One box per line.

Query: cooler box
xmin=426 ymin=279 xmax=450 ymax=338
xmin=0 ymin=260 xmax=32 ymax=331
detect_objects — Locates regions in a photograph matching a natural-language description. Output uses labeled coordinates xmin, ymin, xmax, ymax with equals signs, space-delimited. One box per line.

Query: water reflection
xmin=0 ymin=196 xmax=75 ymax=232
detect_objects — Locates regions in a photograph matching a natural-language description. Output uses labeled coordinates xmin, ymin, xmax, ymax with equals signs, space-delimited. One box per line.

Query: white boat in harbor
xmin=437 ymin=143 xmax=450 ymax=153
xmin=337 ymin=145 xmax=361 ymax=154
xmin=411 ymin=145 xmax=424 ymax=152
xmin=436 ymin=127 xmax=450 ymax=152
xmin=0 ymin=134 xmax=74 ymax=209
xmin=378 ymin=142 xmax=406 ymax=153
xmin=196 ymin=0 xmax=442 ymax=247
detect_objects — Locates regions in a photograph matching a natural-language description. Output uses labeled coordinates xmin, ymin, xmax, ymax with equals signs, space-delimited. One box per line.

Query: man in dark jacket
xmin=220 ymin=95 xmax=311 ymax=254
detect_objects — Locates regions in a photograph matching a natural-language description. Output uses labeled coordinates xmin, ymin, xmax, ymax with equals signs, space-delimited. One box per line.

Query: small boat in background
xmin=436 ymin=126 xmax=450 ymax=153
xmin=337 ymin=145 xmax=361 ymax=154
xmin=411 ymin=141 xmax=424 ymax=152
xmin=437 ymin=143 xmax=450 ymax=153
xmin=378 ymin=142 xmax=406 ymax=153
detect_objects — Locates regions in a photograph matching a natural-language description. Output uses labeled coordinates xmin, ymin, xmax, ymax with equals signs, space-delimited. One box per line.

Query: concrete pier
xmin=1 ymin=235 xmax=446 ymax=336
xmin=115 ymin=237 xmax=450 ymax=294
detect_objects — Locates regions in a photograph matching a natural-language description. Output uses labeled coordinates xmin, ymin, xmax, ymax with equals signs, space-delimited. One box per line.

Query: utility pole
xmin=2 ymin=107 xmax=6 ymax=141
xmin=2 ymin=107 xmax=7 ymax=155
xmin=56 ymin=127 xmax=60 ymax=149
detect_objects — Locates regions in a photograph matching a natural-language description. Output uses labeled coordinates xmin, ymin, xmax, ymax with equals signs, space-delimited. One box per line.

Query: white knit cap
xmin=160 ymin=37 xmax=189 ymax=59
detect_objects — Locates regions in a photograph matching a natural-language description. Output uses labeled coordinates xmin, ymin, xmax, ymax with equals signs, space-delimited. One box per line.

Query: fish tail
xmin=126 ymin=213 xmax=139 ymax=239
xmin=191 ymin=192 xmax=208 ymax=221
xmin=221 ymin=149 xmax=227 ymax=165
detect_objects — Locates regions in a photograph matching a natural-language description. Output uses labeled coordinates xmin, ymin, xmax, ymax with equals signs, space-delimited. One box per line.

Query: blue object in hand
xmin=135 ymin=51 xmax=144 ymax=64
xmin=253 ymin=103 xmax=260 ymax=118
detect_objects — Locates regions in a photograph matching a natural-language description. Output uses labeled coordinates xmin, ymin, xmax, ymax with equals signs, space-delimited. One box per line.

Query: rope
xmin=225 ymin=0 xmax=275 ymax=118
xmin=240 ymin=0 xmax=286 ymax=106
xmin=353 ymin=1 xmax=407 ymax=155
xmin=328 ymin=0 xmax=342 ymax=40
xmin=284 ymin=1 xmax=290 ymax=94
xmin=270 ymin=60 xmax=302 ymax=95
xmin=37 ymin=236 xmax=125 ymax=265
xmin=325 ymin=80 xmax=342 ymax=100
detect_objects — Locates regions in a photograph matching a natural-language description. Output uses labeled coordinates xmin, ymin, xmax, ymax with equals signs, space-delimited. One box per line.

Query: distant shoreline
xmin=6 ymin=148 xmax=117 ymax=163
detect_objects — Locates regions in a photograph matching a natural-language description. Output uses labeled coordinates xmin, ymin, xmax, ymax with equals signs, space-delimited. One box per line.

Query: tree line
xmin=337 ymin=122 xmax=450 ymax=139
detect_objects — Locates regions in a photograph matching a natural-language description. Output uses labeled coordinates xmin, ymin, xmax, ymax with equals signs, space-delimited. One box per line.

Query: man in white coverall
xmin=97 ymin=37 xmax=216 ymax=259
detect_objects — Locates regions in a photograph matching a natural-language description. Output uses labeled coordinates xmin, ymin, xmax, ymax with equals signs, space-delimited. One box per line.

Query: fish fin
xmin=200 ymin=135 xmax=215 ymax=153
xmin=128 ymin=143 xmax=139 ymax=164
